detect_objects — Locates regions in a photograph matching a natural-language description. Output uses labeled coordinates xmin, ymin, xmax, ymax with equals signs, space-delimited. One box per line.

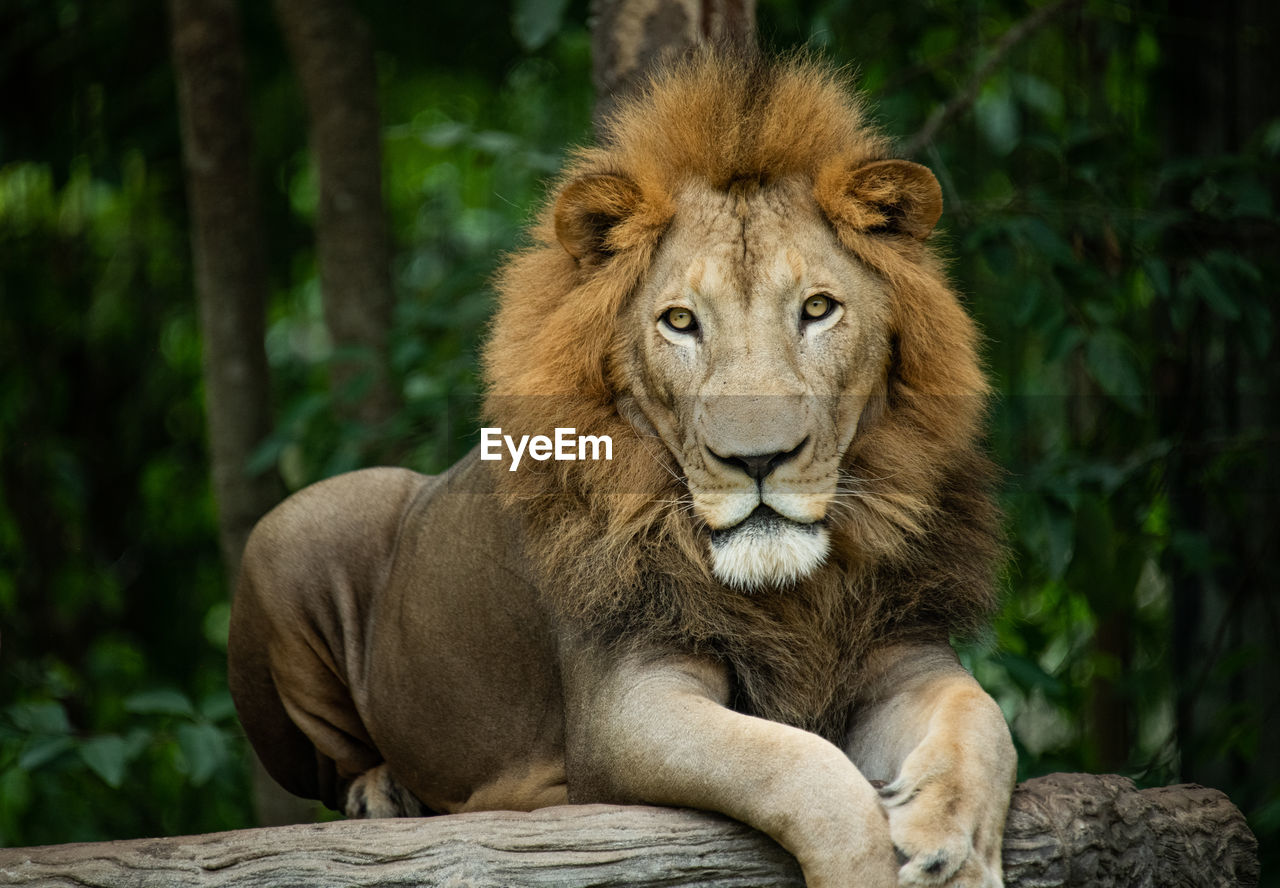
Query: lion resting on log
xmin=229 ymin=53 xmax=1015 ymax=888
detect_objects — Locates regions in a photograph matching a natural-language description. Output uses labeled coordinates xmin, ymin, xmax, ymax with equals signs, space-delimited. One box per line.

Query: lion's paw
xmin=880 ymin=776 xmax=1003 ymax=888
xmin=343 ymin=763 xmax=428 ymax=819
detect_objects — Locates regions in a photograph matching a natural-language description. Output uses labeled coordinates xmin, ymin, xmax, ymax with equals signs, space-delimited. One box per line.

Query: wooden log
xmin=1002 ymin=774 xmax=1259 ymax=887
xmin=0 ymin=774 xmax=1258 ymax=887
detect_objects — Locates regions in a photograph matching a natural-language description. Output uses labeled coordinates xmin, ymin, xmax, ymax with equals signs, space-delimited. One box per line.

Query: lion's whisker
xmin=628 ymin=425 xmax=689 ymax=490
xmin=837 ymin=468 xmax=905 ymax=485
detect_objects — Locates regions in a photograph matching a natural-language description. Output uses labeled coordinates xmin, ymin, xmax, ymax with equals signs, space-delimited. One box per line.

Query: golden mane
xmin=481 ymin=52 xmax=1001 ymax=741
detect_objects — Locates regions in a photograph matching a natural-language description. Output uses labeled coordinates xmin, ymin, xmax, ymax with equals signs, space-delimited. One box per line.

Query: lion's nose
xmin=709 ymin=437 xmax=808 ymax=481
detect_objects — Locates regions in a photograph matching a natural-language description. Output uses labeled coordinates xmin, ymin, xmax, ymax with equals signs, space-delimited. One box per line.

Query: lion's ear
xmin=554 ymin=173 xmax=644 ymax=262
xmin=817 ymin=159 xmax=943 ymax=240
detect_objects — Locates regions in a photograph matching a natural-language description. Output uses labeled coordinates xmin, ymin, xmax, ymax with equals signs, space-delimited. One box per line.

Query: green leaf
xmin=983 ymin=239 xmax=1016 ymax=277
xmin=176 ymin=722 xmax=227 ymax=786
xmin=1207 ymin=249 xmax=1262 ymax=285
xmin=1185 ymin=259 xmax=1239 ymax=320
xmin=18 ymin=735 xmax=75 ymax=771
xmin=1021 ymin=495 xmax=1074 ymax=581
xmin=1083 ymin=300 xmax=1117 ymax=326
xmin=124 ymin=689 xmax=195 ymax=718
xmin=79 ymin=735 xmax=132 ymax=789
xmin=975 ymin=78 xmax=1019 ymax=155
xmin=7 ymin=701 xmax=71 ymax=734
xmin=1014 ymin=73 xmax=1063 ymax=121
xmin=1021 ymin=217 xmax=1077 ymax=267
xmin=511 ymin=0 xmax=570 ymax=52
xmin=199 ymin=690 xmax=237 ymax=724
xmin=245 ymin=435 xmax=286 ymax=478
xmin=1084 ymin=330 xmax=1143 ymax=412
xmin=997 ymin=651 xmax=1065 ymax=696
xmin=1143 ymin=257 xmax=1171 ymax=298
xmin=470 ymin=130 xmax=521 ymax=156
xmin=123 ymin=727 xmax=152 ymax=761
xmin=1046 ymin=325 xmax=1085 ymax=364
xmin=203 ymin=601 xmax=231 ymax=651
xmin=419 ymin=120 xmax=468 ymax=149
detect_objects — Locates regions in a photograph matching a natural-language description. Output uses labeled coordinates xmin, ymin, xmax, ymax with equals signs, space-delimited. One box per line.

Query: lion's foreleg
xmin=561 ymin=640 xmax=897 ymax=888
xmin=845 ymin=642 xmax=1016 ymax=888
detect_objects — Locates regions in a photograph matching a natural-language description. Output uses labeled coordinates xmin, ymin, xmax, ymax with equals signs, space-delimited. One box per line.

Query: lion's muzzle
xmin=709 ymin=505 xmax=831 ymax=590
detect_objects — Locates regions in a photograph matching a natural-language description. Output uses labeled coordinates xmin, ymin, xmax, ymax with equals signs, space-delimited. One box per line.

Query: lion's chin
xmin=709 ymin=506 xmax=830 ymax=591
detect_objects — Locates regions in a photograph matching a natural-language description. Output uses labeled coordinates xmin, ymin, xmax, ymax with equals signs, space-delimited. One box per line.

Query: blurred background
xmin=0 ymin=0 xmax=1276 ymax=877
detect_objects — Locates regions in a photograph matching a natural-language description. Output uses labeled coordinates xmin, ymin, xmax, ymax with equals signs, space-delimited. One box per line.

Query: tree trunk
xmin=0 ymin=775 xmax=1258 ymax=888
xmin=590 ymin=0 xmax=756 ymax=137
xmin=170 ymin=0 xmax=316 ymax=830
xmin=168 ymin=0 xmax=280 ymax=585
xmin=273 ymin=0 xmax=399 ymax=446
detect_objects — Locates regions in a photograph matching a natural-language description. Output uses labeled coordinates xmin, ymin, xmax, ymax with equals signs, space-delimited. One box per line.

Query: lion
xmin=228 ymin=52 xmax=1016 ymax=888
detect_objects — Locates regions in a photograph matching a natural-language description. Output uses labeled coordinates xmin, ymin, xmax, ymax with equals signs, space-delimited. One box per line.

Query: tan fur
xmin=230 ymin=52 xmax=1015 ymax=888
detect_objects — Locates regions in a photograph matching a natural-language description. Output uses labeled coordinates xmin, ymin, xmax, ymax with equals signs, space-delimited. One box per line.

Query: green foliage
xmin=0 ymin=154 xmax=251 ymax=843
xmin=772 ymin=0 xmax=1278 ymax=870
xmin=252 ymin=35 xmax=593 ymax=486
xmin=0 ymin=690 xmax=245 ymax=844
xmin=1 ymin=0 xmax=595 ymax=845
xmin=512 ymin=0 xmax=573 ymax=51
xmin=798 ymin=0 xmax=1278 ymax=869
xmin=2 ymin=0 xmax=1276 ymax=877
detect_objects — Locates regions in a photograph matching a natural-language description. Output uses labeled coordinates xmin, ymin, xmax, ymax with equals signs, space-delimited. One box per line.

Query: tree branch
xmin=902 ymin=0 xmax=1082 ymax=157
xmin=0 ymin=775 xmax=1258 ymax=887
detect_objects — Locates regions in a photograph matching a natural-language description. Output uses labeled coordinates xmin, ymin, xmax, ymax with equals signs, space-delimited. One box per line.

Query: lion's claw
xmin=878 ymin=777 xmax=918 ymax=807
xmin=894 ymin=838 xmax=971 ymax=886
xmin=885 ymin=771 xmax=1001 ymax=887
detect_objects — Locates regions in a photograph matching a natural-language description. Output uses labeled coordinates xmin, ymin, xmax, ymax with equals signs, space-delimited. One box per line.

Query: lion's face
xmin=485 ymin=56 xmax=997 ymax=710
xmin=620 ymin=178 xmax=892 ymax=590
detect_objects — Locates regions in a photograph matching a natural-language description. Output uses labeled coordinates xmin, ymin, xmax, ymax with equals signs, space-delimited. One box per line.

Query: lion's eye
xmin=802 ymin=293 xmax=836 ymax=322
xmin=661 ymin=307 xmax=699 ymax=333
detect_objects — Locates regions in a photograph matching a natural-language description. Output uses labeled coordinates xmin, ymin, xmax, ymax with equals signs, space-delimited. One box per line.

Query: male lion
xmin=229 ymin=53 xmax=1016 ymax=887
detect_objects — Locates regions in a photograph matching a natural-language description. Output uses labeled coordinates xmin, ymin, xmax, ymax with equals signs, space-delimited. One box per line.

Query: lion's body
xmin=231 ymin=53 xmax=1017 ymax=887
xmin=230 ymin=459 xmax=570 ymax=815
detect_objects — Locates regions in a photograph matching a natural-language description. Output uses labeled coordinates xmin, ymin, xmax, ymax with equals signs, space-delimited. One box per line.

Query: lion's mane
xmin=482 ymin=52 xmax=1002 ymax=742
